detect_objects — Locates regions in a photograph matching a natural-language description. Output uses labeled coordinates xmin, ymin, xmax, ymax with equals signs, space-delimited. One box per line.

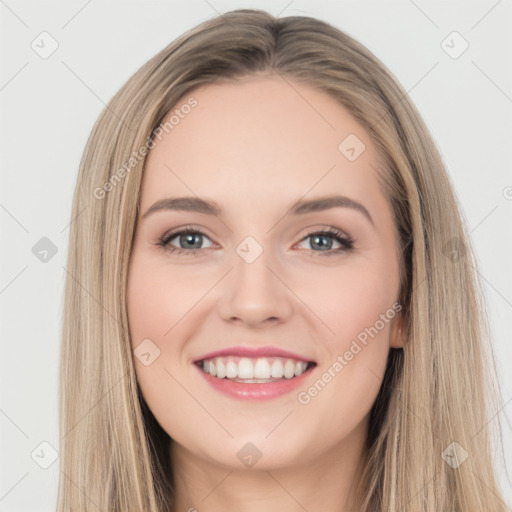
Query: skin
xmin=127 ymin=74 xmax=404 ymax=512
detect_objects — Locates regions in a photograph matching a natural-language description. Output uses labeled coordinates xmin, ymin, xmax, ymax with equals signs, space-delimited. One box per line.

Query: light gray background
xmin=1 ymin=1 xmax=511 ymax=510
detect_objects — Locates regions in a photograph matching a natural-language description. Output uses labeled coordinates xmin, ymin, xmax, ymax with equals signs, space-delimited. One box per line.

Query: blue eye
xmin=158 ymin=228 xmax=213 ymax=256
xmin=297 ymin=228 xmax=354 ymax=256
xmin=157 ymin=226 xmax=354 ymax=257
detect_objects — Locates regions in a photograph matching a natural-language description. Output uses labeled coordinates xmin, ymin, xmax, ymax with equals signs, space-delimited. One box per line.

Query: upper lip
xmin=193 ymin=346 xmax=316 ymax=364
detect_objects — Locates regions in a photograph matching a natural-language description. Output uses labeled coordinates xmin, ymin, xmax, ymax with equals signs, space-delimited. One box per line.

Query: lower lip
xmin=195 ymin=363 xmax=316 ymax=401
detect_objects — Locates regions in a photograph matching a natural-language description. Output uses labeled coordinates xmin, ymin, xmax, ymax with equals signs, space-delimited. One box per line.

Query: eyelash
xmin=156 ymin=225 xmax=354 ymax=257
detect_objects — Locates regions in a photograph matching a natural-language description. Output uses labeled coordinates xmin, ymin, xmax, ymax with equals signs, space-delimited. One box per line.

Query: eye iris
xmin=311 ymin=234 xmax=332 ymax=250
xmin=180 ymin=233 xmax=202 ymax=249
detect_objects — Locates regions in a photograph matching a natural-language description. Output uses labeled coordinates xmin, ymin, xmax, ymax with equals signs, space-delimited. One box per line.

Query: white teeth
xmin=271 ymin=359 xmax=284 ymax=378
xmin=254 ymin=358 xmax=271 ymax=379
xmin=216 ymin=358 xmax=226 ymax=379
xmin=225 ymin=360 xmax=237 ymax=379
xmin=199 ymin=356 xmax=310 ymax=380
xmin=284 ymin=359 xmax=295 ymax=379
xmin=238 ymin=357 xmax=254 ymax=379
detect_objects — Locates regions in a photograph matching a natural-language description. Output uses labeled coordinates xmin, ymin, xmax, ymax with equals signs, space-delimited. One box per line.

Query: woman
xmin=58 ymin=8 xmax=508 ymax=511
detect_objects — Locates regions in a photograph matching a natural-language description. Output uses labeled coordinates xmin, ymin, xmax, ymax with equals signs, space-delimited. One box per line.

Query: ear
xmin=389 ymin=315 xmax=405 ymax=349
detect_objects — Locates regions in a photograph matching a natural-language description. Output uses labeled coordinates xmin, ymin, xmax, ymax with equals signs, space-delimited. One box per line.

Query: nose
xmin=217 ymin=243 xmax=293 ymax=328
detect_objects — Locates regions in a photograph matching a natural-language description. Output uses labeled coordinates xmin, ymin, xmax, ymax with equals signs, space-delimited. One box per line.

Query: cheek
xmin=292 ymin=266 xmax=395 ymax=443
xmin=126 ymin=253 xmax=199 ymax=440
xmin=293 ymin=257 xmax=397 ymax=408
xmin=299 ymin=257 xmax=399 ymax=348
xmin=126 ymin=253 xmax=188 ymax=408
xmin=126 ymin=253 xmax=205 ymax=348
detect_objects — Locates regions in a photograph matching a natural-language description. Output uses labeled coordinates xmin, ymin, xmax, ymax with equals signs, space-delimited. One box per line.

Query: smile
xmin=194 ymin=354 xmax=317 ymax=401
xmin=196 ymin=356 xmax=314 ymax=381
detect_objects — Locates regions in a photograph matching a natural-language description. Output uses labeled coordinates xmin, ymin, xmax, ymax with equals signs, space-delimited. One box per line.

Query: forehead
xmin=141 ymin=75 xmax=383 ymax=213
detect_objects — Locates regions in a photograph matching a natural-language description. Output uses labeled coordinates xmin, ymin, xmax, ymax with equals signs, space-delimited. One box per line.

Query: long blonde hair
xmin=58 ymin=9 xmax=508 ymax=511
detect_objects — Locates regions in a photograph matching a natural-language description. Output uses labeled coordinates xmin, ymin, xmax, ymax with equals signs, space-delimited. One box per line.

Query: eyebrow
xmin=141 ymin=195 xmax=374 ymax=226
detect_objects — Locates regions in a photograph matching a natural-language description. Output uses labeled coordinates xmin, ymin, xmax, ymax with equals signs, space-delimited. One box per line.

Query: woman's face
xmin=127 ymin=75 xmax=403 ymax=472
